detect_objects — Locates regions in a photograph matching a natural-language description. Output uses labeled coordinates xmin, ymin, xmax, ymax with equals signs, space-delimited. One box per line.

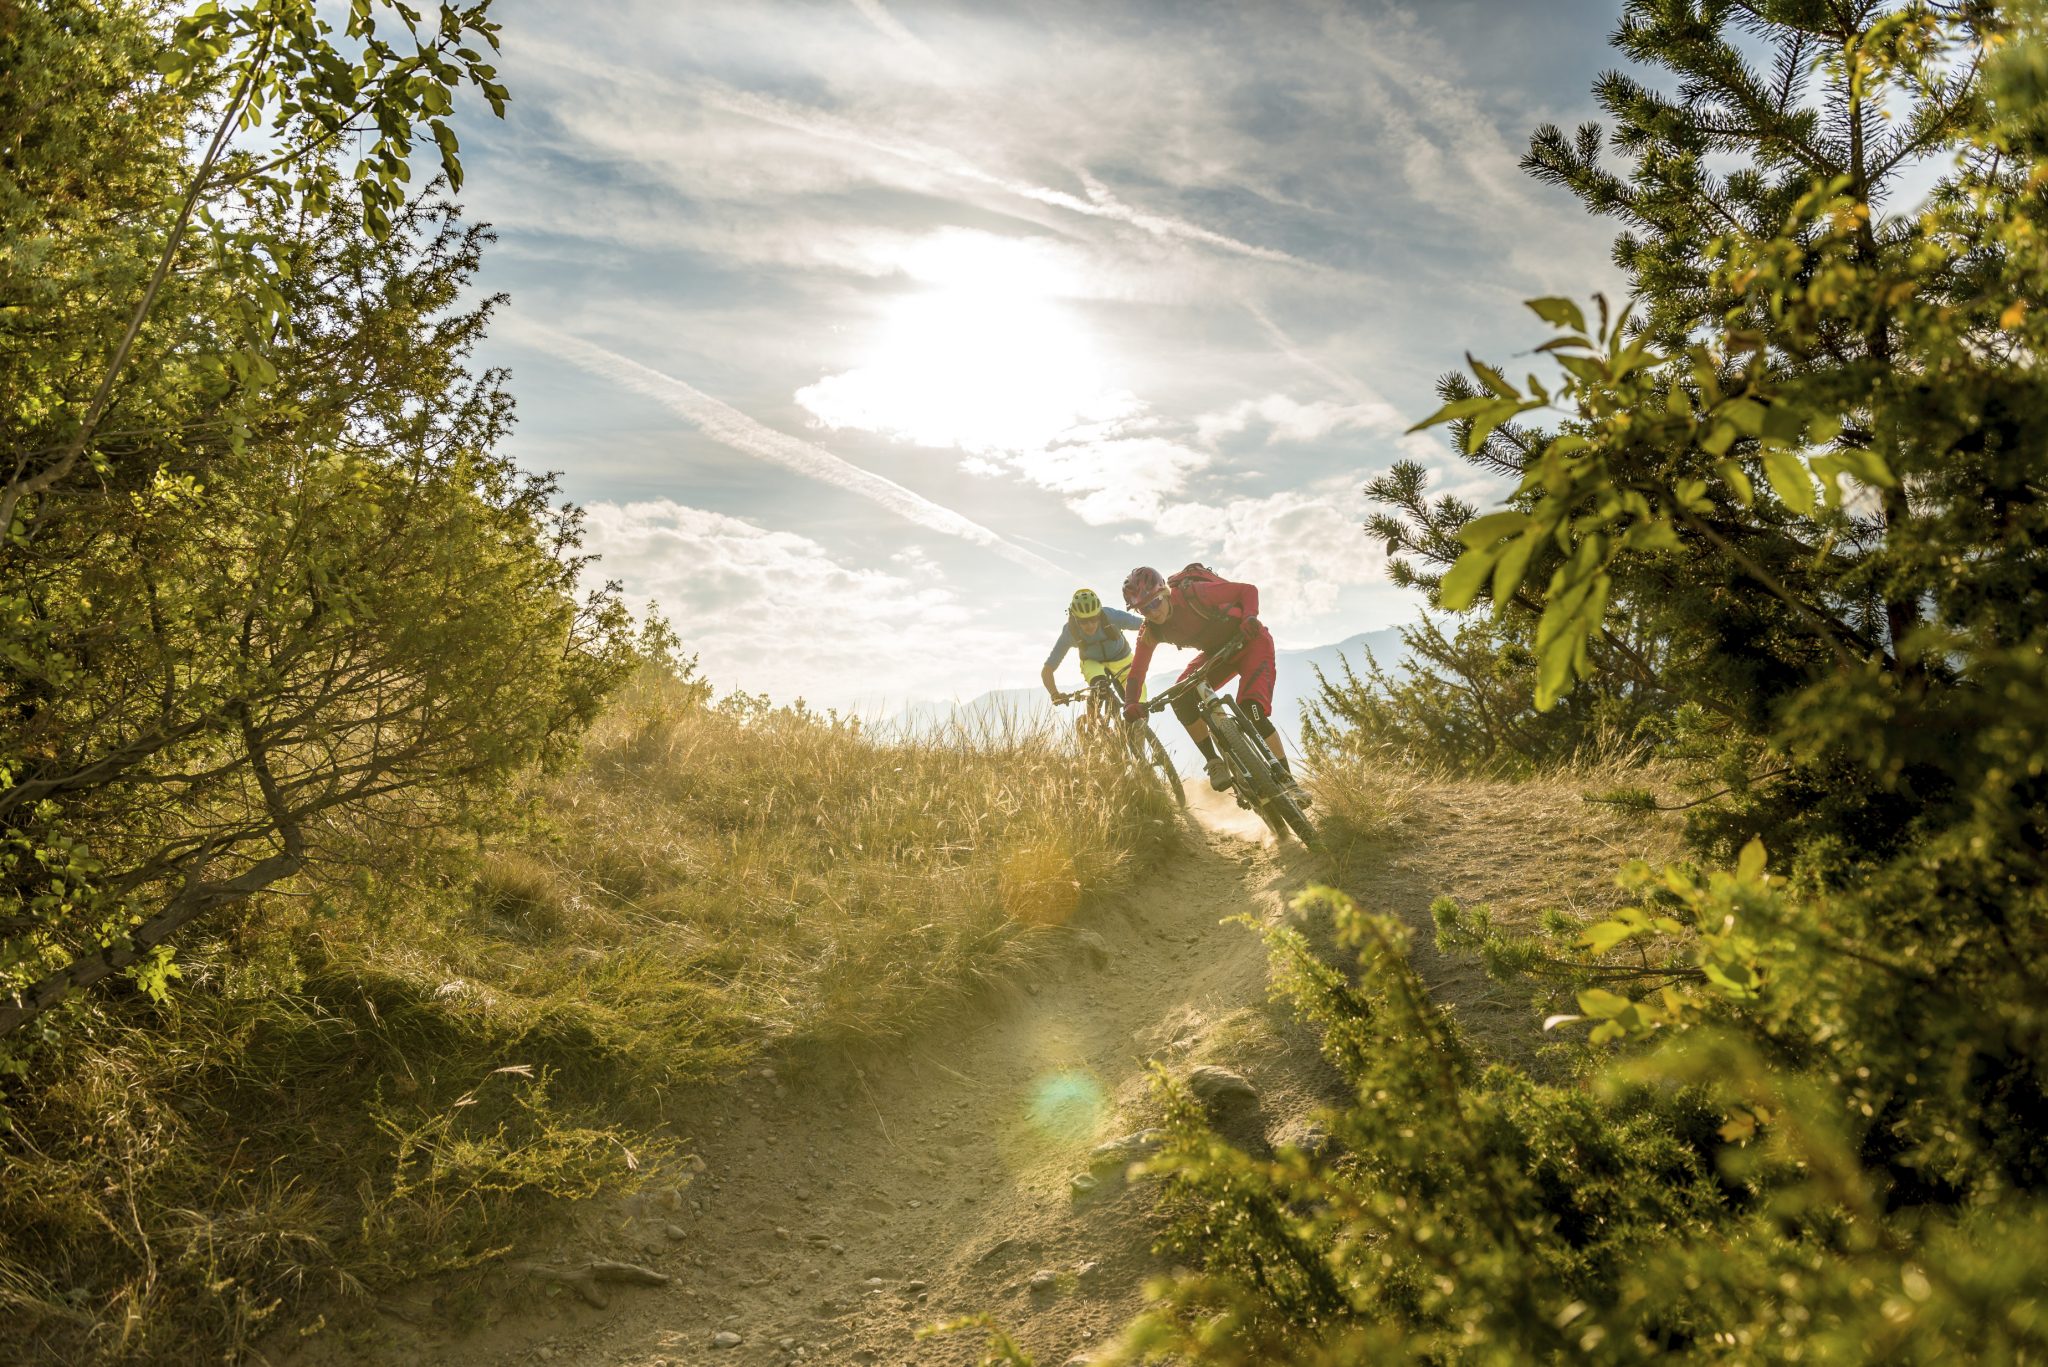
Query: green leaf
xmin=1468 ymin=354 xmax=1517 ymax=399
xmin=1555 ymin=353 xmax=1607 ymax=386
xmin=1456 ymin=510 xmax=1532 ymax=548
xmin=1579 ymin=920 xmax=1639 ymax=955
xmin=1408 ymin=395 xmax=1498 ymax=432
xmin=1528 ymin=296 xmax=1587 ymax=334
xmin=1627 ymin=517 xmax=1682 ymax=552
xmin=1762 ymin=449 xmax=1816 ymax=514
xmin=1437 ymin=544 xmax=1502 ymax=612
xmin=1700 ymin=421 xmax=1738 ymax=457
xmin=1576 ymin=987 xmax=1631 ymax=1018
xmin=1463 ymin=399 xmax=1530 ymax=454
xmin=1491 ymin=529 xmax=1540 ymax=607
xmin=1536 ymin=631 xmax=1575 ymax=710
xmin=1736 ymin=837 xmax=1767 ymax=883
xmin=1720 ymin=398 xmax=1766 ymax=437
xmin=1760 ymin=402 xmax=1805 ymax=447
xmin=1715 ymin=458 xmax=1754 ymax=506
xmin=1608 ymin=298 xmax=1637 ymax=353
xmin=1831 ymin=447 xmax=1896 ymax=488
xmin=1611 ymin=337 xmax=1660 ymax=380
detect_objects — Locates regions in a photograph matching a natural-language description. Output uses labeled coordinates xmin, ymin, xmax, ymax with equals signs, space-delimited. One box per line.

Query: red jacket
xmin=1124 ymin=577 xmax=1258 ymax=706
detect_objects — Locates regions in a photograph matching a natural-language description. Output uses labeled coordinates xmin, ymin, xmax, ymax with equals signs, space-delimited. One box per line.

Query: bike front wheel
xmin=1267 ymin=786 xmax=1319 ymax=850
xmin=1206 ymin=711 xmax=1288 ymax=838
xmin=1211 ymin=709 xmax=1320 ymax=848
xmin=1129 ymin=722 xmax=1186 ymax=808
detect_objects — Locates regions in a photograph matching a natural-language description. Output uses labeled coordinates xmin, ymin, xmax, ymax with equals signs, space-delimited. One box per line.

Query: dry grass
xmin=1314 ymin=755 xmax=1689 ymax=927
xmin=1396 ymin=763 xmax=1689 ymax=927
xmin=1304 ymin=752 xmax=1692 ymax=1069
xmin=0 ymin=666 xmax=1175 ymax=1365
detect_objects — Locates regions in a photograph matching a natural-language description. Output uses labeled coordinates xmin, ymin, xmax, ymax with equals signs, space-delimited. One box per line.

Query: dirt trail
xmin=322 ymin=822 xmax=1338 ymax=1367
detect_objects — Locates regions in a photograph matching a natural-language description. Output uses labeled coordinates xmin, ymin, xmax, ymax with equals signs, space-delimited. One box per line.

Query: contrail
xmin=704 ymin=85 xmax=1307 ymax=268
xmin=847 ymin=0 xmax=939 ymax=63
xmin=511 ymin=319 xmax=1064 ymax=576
xmin=1240 ymin=298 xmax=1371 ymax=400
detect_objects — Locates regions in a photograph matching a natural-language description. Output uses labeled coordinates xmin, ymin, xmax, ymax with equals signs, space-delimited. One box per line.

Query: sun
xmin=797 ymin=229 xmax=1128 ymax=454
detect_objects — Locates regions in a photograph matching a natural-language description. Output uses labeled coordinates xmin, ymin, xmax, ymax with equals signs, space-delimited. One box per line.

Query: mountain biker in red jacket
xmin=1118 ymin=565 xmax=1306 ymax=802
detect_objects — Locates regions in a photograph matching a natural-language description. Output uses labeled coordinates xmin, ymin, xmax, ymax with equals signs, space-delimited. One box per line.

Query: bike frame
xmin=1143 ymin=635 xmax=1314 ymax=846
xmin=1166 ymin=674 xmax=1285 ymax=796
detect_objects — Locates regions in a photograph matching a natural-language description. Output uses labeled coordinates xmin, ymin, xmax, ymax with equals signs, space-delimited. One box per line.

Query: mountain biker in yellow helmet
xmin=1041 ymin=587 xmax=1148 ymax=704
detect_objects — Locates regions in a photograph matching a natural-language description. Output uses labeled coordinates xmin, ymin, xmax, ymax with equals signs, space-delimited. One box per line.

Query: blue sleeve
xmin=1042 ymin=624 xmax=1076 ymax=671
xmin=1103 ymin=608 xmax=1144 ymax=631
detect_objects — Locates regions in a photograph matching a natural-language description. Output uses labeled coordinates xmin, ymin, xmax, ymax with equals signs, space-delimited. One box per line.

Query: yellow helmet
xmin=1070 ymin=587 xmax=1103 ymax=618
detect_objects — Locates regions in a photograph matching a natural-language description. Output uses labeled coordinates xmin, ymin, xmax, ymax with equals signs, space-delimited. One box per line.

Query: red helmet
xmin=1122 ymin=565 xmax=1166 ymax=608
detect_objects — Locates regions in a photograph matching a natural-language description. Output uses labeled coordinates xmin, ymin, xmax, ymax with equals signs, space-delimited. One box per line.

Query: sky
xmin=459 ymin=0 xmax=1634 ymax=710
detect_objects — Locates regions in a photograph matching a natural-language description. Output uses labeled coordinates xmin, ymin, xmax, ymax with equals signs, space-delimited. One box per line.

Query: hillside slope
xmin=288 ymin=766 xmax=1684 ymax=1367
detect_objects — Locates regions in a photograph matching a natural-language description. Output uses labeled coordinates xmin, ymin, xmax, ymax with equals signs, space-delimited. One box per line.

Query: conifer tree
xmin=1132 ymin=4 xmax=2048 ymax=1362
xmin=1366 ymin=0 xmax=2025 ymax=857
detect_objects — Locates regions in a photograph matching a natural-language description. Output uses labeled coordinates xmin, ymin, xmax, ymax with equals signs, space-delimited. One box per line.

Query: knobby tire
xmin=1132 ymin=723 xmax=1186 ymax=808
xmin=1211 ymin=705 xmax=1319 ymax=849
xmin=1271 ymin=789 xmax=1319 ymax=850
xmin=1207 ymin=711 xmax=1290 ymax=842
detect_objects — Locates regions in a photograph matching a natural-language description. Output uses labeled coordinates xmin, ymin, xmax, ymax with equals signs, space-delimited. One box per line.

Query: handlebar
xmin=1141 ymin=633 xmax=1251 ymax=714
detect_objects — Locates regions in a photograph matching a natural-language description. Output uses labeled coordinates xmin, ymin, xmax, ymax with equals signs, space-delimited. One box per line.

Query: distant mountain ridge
xmin=884 ymin=626 xmax=1412 ymax=763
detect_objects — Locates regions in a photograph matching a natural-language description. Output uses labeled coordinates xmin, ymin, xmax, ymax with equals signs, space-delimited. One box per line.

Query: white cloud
xmin=1005 ymin=435 xmax=1211 ymax=525
xmin=1194 ymin=393 xmax=1408 ymax=448
xmin=460 ymin=0 xmax=1640 ymax=702
xmin=1154 ymin=480 xmax=1387 ymax=633
xmin=794 ymin=276 xmax=1140 ymax=455
xmin=846 ymin=0 xmax=942 ymax=68
xmin=584 ymin=501 xmax=1024 ymax=704
xmin=502 ymin=317 xmax=1062 ymax=575
xmin=701 ymin=84 xmax=1310 ymax=267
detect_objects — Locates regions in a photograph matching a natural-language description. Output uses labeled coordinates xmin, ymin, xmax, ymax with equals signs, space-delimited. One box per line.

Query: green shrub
xmin=1304 ymin=614 xmax=1653 ymax=778
xmin=1106 ymin=888 xmax=2048 ymax=1365
xmin=1110 ymin=2 xmax=2048 ymax=1361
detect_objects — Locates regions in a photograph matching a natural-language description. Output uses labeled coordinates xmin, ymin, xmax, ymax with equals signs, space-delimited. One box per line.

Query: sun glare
xmin=798 ymin=230 xmax=1129 ymax=455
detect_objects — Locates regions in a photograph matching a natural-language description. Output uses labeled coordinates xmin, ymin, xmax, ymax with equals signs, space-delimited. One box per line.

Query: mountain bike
xmin=1143 ymin=637 xmax=1318 ymax=849
xmin=1054 ymin=672 xmax=1186 ymax=808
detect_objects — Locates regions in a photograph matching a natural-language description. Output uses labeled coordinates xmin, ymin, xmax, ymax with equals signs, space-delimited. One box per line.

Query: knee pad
xmin=1242 ymin=698 xmax=1269 ymax=726
xmin=1171 ymin=692 xmax=1202 ymax=726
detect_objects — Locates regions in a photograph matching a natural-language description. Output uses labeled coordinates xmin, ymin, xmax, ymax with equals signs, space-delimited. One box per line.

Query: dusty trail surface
xmin=318 ymin=825 xmax=1338 ymax=1367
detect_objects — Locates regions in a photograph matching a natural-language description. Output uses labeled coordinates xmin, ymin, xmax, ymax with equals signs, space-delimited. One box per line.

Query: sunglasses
xmin=1141 ymin=591 xmax=1171 ymax=614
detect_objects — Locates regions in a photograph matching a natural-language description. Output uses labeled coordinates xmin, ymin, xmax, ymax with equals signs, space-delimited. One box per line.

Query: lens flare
xmin=1027 ymin=1070 xmax=1108 ymax=1142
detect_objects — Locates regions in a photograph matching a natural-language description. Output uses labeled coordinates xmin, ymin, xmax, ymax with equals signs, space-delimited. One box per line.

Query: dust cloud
xmin=1183 ymin=780 xmax=1275 ymax=844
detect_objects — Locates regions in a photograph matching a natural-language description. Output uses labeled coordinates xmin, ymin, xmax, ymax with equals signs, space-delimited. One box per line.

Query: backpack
xmin=1167 ymin=562 xmax=1228 ymax=621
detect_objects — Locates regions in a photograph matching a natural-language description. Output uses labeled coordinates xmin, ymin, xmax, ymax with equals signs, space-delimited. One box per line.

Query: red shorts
xmin=1178 ymin=629 xmax=1276 ymax=718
